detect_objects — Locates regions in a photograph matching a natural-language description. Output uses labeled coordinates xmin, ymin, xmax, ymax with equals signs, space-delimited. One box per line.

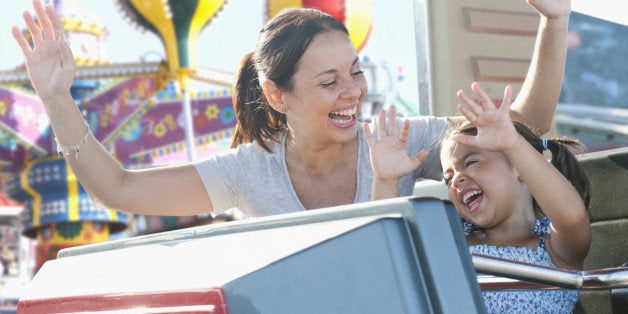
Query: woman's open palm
xmin=12 ymin=0 xmax=76 ymax=102
xmin=364 ymin=106 xmax=427 ymax=181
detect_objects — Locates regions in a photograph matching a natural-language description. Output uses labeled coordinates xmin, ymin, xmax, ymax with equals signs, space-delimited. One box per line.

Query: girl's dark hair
xmin=445 ymin=120 xmax=591 ymax=217
xmin=231 ymin=8 xmax=349 ymax=152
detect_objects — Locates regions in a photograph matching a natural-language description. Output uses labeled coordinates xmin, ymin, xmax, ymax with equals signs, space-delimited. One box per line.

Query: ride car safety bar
xmin=473 ymin=253 xmax=628 ymax=291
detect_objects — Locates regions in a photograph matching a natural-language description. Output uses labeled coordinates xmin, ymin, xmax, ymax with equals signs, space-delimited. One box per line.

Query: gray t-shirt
xmin=194 ymin=116 xmax=449 ymax=217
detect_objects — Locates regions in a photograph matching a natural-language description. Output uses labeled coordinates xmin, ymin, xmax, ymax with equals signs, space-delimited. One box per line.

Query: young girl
xmin=365 ymin=84 xmax=591 ymax=313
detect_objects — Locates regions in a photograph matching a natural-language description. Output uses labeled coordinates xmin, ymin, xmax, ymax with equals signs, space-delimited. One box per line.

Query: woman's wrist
xmin=541 ymin=14 xmax=570 ymax=31
xmin=40 ymin=92 xmax=76 ymax=113
xmin=373 ymin=177 xmax=399 ymax=186
xmin=371 ymin=177 xmax=400 ymax=201
xmin=40 ymin=91 xmax=73 ymax=103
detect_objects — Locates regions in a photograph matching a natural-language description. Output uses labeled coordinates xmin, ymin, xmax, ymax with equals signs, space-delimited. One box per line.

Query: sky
xmin=0 ymin=0 xmax=420 ymax=103
xmin=0 ymin=0 xmax=623 ymax=107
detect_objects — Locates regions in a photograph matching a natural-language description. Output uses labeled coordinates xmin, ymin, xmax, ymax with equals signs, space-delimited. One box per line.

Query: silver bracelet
xmin=55 ymin=124 xmax=90 ymax=158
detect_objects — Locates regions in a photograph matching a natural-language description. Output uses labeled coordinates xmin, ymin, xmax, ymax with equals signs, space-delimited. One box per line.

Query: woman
xmin=11 ymin=0 xmax=571 ymax=218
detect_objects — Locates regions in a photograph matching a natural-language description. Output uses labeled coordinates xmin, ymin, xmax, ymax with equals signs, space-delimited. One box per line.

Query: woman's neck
xmin=285 ymin=131 xmax=358 ymax=176
xmin=284 ymin=130 xmax=359 ymax=210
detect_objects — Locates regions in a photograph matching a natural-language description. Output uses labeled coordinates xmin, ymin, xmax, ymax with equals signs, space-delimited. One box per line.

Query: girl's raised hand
xmin=453 ymin=83 xmax=520 ymax=153
xmin=364 ymin=105 xmax=427 ymax=182
xmin=11 ymin=0 xmax=76 ymax=103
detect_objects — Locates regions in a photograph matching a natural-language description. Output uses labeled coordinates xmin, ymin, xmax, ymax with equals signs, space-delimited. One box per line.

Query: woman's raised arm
xmin=12 ymin=0 xmax=214 ymax=216
xmin=508 ymin=0 xmax=571 ymax=134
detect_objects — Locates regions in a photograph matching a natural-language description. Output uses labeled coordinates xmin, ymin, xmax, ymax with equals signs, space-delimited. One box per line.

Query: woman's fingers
xmin=368 ymin=106 xmax=408 ymax=143
xmin=11 ymin=25 xmax=31 ymax=54
xmin=19 ymin=1 xmax=60 ymax=49
xmin=398 ymin=119 xmax=410 ymax=144
xmin=46 ymin=3 xmax=66 ymax=41
xmin=34 ymin=0 xmax=54 ymax=41
xmin=376 ymin=108 xmax=387 ymax=140
xmin=386 ymin=105 xmax=398 ymax=137
xmin=414 ymin=149 xmax=429 ymax=165
xmin=500 ymin=85 xmax=513 ymax=111
xmin=363 ymin=122 xmax=374 ymax=147
xmin=22 ymin=10 xmax=42 ymax=45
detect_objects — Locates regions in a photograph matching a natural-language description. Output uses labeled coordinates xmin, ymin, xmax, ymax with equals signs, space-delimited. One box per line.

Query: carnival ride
xmin=0 ymin=0 xmax=381 ymax=274
xmin=1 ymin=1 xmax=626 ymax=313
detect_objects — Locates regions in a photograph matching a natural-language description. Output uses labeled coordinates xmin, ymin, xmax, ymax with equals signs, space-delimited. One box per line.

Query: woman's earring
xmin=282 ymin=108 xmax=286 ymax=113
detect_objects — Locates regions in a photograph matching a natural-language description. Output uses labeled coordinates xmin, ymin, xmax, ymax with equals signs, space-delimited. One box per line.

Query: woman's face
xmin=282 ymin=30 xmax=367 ymax=145
xmin=440 ymin=139 xmax=528 ymax=228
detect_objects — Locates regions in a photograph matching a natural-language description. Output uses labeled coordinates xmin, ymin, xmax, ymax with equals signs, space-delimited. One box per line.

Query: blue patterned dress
xmin=463 ymin=217 xmax=579 ymax=313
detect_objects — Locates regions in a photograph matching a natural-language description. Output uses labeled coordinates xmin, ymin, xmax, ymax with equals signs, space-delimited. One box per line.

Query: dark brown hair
xmin=230 ymin=8 xmax=349 ymax=152
xmin=443 ymin=120 xmax=591 ymax=216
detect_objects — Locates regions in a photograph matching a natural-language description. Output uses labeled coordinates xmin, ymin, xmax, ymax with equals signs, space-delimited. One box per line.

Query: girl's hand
xmin=12 ymin=0 xmax=76 ymax=103
xmin=364 ymin=105 xmax=428 ymax=182
xmin=453 ymin=83 xmax=520 ymax=153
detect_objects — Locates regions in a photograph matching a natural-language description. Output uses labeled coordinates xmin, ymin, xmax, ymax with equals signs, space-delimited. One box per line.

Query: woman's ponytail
xmin=231 ymin=52 xmax=286 ymax=152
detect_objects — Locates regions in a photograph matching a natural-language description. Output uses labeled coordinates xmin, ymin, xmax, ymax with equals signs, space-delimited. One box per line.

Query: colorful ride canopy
xmin=117 ymin=0 xmax=228 ymax=73
xmin=266 ymin=0 xmax=373 ymax=52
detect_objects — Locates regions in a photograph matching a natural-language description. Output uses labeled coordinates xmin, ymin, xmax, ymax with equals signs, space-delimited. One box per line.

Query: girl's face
xmin=282 ymin=30 xmax=367 ymax=145
xmin=440 ymin=139 xmax=530 ymax=228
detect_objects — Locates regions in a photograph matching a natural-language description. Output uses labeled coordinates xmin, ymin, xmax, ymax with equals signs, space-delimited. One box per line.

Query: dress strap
xmin=534 ymin=217 xmax=551 ymax=237
xmin=462 ymin=217 xmax=473 ymax=235
xmin=534 ymin=217 xmax=551 ymax=249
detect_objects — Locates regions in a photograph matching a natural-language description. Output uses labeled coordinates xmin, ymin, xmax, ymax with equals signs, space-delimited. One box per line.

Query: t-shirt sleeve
xmin=193 ymin=153 xmax=238 ymax=213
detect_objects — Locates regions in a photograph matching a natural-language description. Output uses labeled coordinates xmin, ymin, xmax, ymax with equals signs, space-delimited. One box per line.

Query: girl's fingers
xmin=457 ymin=89 xmax=483 ymax=118
xmin=453 ymin=134 xmax=478 ymax=148
xmin=472 ymin=82 xmax=496 ymax=109
xmin=457 ymin=103 xmax=478 ymax=123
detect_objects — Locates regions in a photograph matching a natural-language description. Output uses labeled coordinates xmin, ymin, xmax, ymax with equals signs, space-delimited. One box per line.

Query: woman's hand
xmin=364 ymin=105 xmax=427 ymax=182
xmin=527 ymin=0 xmax=571 ymax=20
xmin=454 ymin=83 xmax=520 ymax=154
xmin=12 ymin=0 xmax=76 ymax=103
